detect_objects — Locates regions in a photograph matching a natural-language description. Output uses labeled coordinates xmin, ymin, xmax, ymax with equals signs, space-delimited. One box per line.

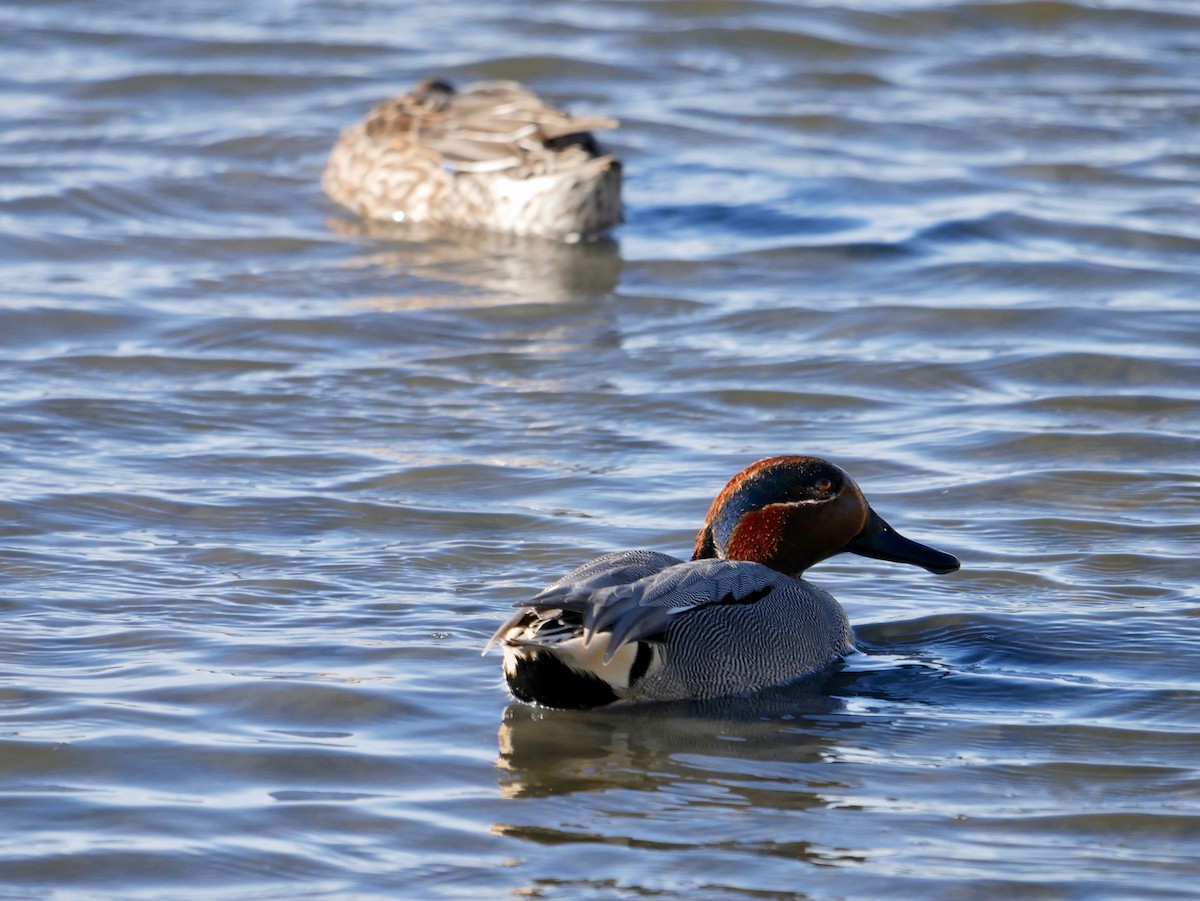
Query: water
xmin=2 ymin=0 xmax=1199 ymax=897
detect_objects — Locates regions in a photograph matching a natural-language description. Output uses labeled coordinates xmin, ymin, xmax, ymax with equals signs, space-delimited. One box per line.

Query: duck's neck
xmin=692 ymin=505 xmax=824 ymax=578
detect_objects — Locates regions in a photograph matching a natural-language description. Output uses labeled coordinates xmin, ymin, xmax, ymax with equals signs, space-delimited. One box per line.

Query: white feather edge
xmin=500 ymin=632 xmax=643 ymax=691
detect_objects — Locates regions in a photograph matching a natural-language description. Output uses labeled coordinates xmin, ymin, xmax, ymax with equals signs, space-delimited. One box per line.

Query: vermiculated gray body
xmin=496 ymin=550 xmax=854 ymax=706
xmin=624 ymin=569 xmax=852 ymax=702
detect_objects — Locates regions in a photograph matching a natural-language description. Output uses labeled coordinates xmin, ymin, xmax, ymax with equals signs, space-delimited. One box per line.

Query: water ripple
xmin=2 ymin=0 xmax=1200 ymax=897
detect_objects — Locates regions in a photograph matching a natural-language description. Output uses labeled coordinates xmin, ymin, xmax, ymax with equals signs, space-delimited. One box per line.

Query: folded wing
xmin=483 ymin=550 xmax=682 ymax=654
xmin=525 ymin=558 xmax=786 ymax=664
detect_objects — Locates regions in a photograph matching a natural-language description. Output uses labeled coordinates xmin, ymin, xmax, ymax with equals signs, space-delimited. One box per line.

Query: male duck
xmin=487 ymin=456 xmax=959 ymax=708
xmin=322 ymin=78 xmax=622 ymax=241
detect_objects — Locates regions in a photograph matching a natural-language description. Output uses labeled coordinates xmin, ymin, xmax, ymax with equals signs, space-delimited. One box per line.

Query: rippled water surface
xmin=3 ymin=0 xmax=1199 ymax=897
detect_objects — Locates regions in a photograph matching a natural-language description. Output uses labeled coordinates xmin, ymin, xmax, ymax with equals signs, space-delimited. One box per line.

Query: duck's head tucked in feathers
xmin=323 ymin=78 xmax=622 ymax=241
xmin=692 ymin=456 xmax=959 ymax=577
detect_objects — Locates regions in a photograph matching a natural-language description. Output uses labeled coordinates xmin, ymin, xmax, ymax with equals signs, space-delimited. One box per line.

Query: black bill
xmin=847 ymin=509 xmax=960 ymax=574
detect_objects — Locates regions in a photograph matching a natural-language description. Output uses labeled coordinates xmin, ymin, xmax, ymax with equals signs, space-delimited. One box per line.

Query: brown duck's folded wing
xmin=415 ymin=81 xmax=617 ymax=172
xmin=453 ymin=82 xmax=618 ymax=135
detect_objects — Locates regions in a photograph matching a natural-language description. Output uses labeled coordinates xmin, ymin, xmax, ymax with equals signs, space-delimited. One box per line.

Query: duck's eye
xmin=815 ymin=478 xmax=834 ymax=493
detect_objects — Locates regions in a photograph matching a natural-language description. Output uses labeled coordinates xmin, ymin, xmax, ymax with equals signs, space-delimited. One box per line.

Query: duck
xmin=486 ymin=455 xmax=959 ymax=709
xmin=322 ymin=78 xmax=622 ymax=242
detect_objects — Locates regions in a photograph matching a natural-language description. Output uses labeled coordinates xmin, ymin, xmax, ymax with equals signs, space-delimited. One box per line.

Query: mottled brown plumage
xmin=323 ymin=79 xmax=622 ymax=241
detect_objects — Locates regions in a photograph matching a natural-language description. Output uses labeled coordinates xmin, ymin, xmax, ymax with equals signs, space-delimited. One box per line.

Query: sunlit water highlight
xmin=2 ymin=1 xmax=1199 ymax=898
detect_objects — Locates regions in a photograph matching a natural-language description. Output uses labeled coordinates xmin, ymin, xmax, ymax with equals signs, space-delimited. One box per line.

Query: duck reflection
xmin=491 ymin=669 xmax=924 ymax=873
xmin=495 ymin=676 xmax=851 ymax=802
xmin=327 ymin=216 xmax=622 ymax=306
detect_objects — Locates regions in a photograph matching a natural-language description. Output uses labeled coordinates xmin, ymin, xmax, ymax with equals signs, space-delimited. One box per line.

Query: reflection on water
xmin=495 ymin=683 xmax=844 ymax=800
xmin=327 ymin=217 xmax=623 ymax=304
xmin=3 ymin=0 xmax=1200 ymax=897
xmin=492 ymin=686 xmax=871 ymax=879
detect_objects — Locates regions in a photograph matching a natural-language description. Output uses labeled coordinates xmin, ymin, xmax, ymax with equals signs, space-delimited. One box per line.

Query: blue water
xmin=2 ymin=0 xmax=1199 ymax=898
